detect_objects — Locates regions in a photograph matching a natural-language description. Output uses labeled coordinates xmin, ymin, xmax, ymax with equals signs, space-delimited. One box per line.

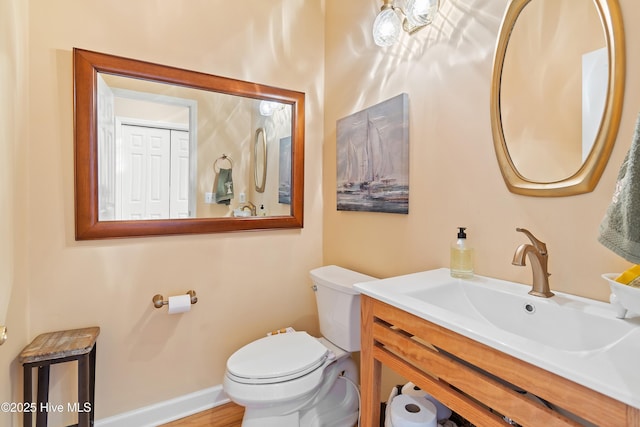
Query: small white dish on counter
xmin=602 ymin=273 xmax=640 ymax=319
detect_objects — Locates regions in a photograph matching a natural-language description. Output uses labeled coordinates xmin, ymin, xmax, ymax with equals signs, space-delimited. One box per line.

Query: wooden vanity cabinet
xmin=360 ymin=295 xmax=640 ymax=427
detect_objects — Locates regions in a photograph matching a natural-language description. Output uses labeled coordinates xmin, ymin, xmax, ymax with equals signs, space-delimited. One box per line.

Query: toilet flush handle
xmin=311 ymin=285 xmax=317 ymax=292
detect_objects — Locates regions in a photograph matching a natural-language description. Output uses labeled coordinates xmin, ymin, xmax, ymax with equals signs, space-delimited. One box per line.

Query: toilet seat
xmin=226 ymin=332 xmax=329 ymax=385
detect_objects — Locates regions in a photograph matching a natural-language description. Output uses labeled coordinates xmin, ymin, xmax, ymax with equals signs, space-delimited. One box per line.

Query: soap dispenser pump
xmin=450 ymin=227 xmax=474 ymax=278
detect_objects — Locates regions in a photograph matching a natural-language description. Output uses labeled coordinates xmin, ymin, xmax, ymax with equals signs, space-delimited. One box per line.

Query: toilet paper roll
xmin=401 ymin=382 xmax=452 ymax=421
xmin=401 ymin=382 xmax=428 ymax=398
xmin=384 ymin=386 xmax=400 ymax=427
xmin=167 ymin=294 xmax=191 ymax=314
xmin=389 ymin=394 xmax=437 ymax=427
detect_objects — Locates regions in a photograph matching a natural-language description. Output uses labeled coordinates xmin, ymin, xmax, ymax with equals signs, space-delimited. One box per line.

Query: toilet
xmin=223 ymin=265 xmax=376 ymax=427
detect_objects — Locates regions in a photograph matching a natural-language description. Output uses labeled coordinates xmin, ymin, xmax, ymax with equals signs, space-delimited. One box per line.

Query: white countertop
xmin=354 ymin=268 xmax=640 ymax=410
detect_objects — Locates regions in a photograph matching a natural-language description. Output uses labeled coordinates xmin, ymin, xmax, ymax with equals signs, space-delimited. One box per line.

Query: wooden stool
xmin=19 ymin=327 xmax=99 ymax=427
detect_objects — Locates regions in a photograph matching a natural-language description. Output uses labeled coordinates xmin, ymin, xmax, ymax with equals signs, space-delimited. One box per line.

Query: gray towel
xmin=598 ymin=113 xmax=640 ymax=263
xmin=214 ymin=168 xmax=234 ymax=205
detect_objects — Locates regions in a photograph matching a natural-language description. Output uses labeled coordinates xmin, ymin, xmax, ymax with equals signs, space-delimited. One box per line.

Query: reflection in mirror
xmin=97 ymin=73 xmax=291 ymax=221
xmin=501 ymin=0 xmax=606 ymax=182
xmin=74 ymin=48 xmax=305 ymax=239
xmin=254 ymin=128 xmax=267 ymax=193
xmin=491 ymin=0 xmax=625 ymax=196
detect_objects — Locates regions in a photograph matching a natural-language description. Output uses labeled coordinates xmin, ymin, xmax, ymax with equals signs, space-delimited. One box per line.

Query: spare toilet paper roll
xmin=401 ymin=382 xmax=452 ymax=421
xmin=390 ymin=394 xmax=437 ymax=427
xmin=167 ymin=294 xmax=191 ymax=314
xmin=384 ymin=386 xmax=400 ymax=427
xmin=401 ymin=382 xmax=428 ymax=398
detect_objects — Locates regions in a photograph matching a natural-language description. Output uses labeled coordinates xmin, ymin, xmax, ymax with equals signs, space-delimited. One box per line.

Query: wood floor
xmin=160 ymin=402 xmax=244 ymax=427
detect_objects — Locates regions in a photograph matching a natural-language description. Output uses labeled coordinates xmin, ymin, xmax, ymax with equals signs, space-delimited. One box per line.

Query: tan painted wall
xmin=324 ymin=0 xmax=640 ymax=395
xmin=0 ymin=0 xmax=30 ymax=425
xmin=5 ymin=0 xmax=326 ymax=424
xmin=4 ymin=0 xmax=640 ymax=424
xmin=324 ymin=0 xmax=639 ymax=299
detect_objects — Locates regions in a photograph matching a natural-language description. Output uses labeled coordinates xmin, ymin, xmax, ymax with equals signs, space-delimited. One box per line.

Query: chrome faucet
xmin=512 ymin=228 xmax=554 ymax=298
xmin=240 ymin=201 xmax=256 ymax=216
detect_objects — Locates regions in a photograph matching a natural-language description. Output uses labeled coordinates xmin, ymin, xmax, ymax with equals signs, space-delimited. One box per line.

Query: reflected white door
xmin=582 ymin=47 xmax=608 ymax=162
xmin=118 ymin=126 xmax=190 ymax=220
xmin=97 ymin=74 xmax=116 ymax=220
xmin=170 ymin=130 xmax=190 ymax=218
xmin=120 ymin=125 xmax=171 ymax=220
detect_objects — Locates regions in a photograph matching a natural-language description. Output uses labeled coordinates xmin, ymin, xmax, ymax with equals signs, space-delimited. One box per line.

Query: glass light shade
xmin=405 ymin=0 xmax=438 ymax=27
xmin=259 ymin=100 xmax=282 ymax=116
xmin=372 ymin=8 xmax=402 ymax=47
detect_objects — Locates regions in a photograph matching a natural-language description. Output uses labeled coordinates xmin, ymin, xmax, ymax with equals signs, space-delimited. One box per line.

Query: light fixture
xmin=372 ymin=0 xmax=439 ymax=47
xmin=259 ymin=100 xmax=285 ymax=116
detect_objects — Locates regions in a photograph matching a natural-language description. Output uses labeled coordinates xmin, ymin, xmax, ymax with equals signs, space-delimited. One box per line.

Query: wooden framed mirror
xmin=74 ymin=48 xmax=305 ymax=239
xmin=490 ymin=0 xmax=625 ymax=196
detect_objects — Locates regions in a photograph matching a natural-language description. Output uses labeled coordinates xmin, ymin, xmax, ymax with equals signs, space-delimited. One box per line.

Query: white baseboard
xmin=95 ymin=385 xmax=230 ymax=427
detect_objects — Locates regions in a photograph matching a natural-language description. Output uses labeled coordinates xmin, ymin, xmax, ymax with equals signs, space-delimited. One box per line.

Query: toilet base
xmin=241 ymin=411 xmax=299 ymax=427
xmin=239 ymin=356 xmax=359 ymax=427
xmin=300 ymin=370 xmax=359 ymax=427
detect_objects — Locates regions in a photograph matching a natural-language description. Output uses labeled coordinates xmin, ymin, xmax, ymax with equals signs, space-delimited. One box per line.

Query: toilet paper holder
xmin=152 ymin=290 xmax=198 ymax=309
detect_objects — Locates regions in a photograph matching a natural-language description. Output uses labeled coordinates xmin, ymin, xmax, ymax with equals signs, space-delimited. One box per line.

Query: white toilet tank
xmin=310 ymin=265 xmax=377 ymax=352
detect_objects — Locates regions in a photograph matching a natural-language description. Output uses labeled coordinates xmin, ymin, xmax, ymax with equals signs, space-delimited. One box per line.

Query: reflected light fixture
xmin=259 ymin=100 xmax=285 ymax=116
xmin=372 ymin=0 xmax=439 ymax=47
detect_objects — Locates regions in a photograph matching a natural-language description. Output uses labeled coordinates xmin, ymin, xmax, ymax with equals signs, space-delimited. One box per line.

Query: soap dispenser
xmin=450 ymin=227 xmax=474 ymax=278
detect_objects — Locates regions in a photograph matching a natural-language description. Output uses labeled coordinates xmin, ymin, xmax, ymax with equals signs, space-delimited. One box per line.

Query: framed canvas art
xmin=336 ymin=93 xmax=409 ymax=214
xmin=279 ymin=136 xmax=291 ymax=204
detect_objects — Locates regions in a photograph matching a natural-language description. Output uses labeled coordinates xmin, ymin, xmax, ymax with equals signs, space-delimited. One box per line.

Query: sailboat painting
xmin=336 ymin=93 xmax=409 ymax=214
xmin=279 ymin=136 xmax=291 ymax=204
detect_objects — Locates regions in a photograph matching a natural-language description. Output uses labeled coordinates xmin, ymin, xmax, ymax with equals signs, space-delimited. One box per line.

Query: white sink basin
xmin=406 ymin=275 xmax=634 ymax=352
xmin=233 ymin=209 xmax=252 ymax=217
xmin=354 ymin=268 xmax=640 ymax=410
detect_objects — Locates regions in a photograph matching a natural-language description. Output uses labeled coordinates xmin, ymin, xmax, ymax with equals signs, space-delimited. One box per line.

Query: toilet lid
xmin=227 ymin=332 xmax=329 ymax=383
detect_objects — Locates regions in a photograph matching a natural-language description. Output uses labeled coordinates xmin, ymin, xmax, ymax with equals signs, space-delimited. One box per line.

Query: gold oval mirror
xmin=490 ymin=0 xmax=625 ymax=196
xmin=254 ymin=128 xmax=267 ymax=193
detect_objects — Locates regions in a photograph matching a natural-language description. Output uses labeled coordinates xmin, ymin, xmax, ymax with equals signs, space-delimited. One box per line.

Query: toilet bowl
xmin=223 ymin=266 xmax=377 ymax=427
